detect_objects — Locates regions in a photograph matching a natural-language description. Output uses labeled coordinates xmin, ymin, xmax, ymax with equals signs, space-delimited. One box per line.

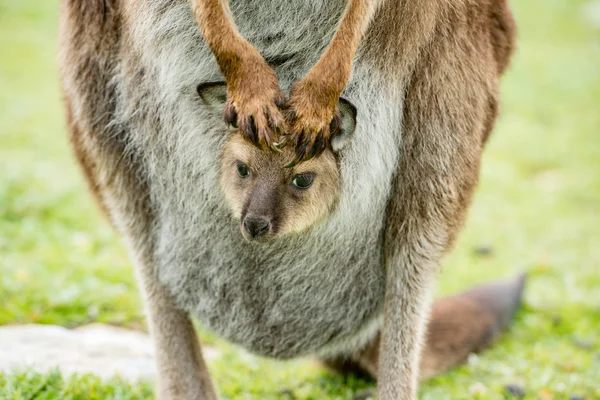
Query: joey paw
xmin=283 ymin=80 xmax=342 ymax=166
xmin=222 ymin=51 xmax=287 ymax=151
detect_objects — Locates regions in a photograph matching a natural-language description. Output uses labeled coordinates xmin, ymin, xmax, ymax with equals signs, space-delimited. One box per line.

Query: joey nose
xmin=243 ymin=216 xmax=271 ymax=238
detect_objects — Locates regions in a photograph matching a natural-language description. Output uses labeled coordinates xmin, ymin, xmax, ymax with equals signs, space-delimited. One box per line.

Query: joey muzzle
xmin=242 ymin=215 xmax=271 ymax=238
xmin=240 ymin=182 xmax=279 ymax=240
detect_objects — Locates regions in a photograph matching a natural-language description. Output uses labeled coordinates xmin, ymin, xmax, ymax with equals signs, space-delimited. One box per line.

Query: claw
xmin=239 ymin=115 xmax=259 ymax=146
xmin=310 ymin=133 xmax=325 ymax=159
xmin=284 ymin=160 xmax=298 ymax=169
xmin=271 ymin=142 xmax=283 ymax=153
xmin=224 ymin=103 xmax=238 ymax=128
xmin=275 ymin=92 xmax=287 ymax=109
xmin=329 ymin=109 xmax=342 ymax=136
xmin=290 ymin=128 xmax=328 ymax=164
xmin=257 ymin=129 xmax=270 ymax=150
xmin=292 ymin=145 xmax=309 ymax=166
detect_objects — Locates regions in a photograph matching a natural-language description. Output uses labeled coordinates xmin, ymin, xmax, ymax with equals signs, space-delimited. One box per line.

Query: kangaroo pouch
xmin=118 ymin=0 xmax=404 ymax=358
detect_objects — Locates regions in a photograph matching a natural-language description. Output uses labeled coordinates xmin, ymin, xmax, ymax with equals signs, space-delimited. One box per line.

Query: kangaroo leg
xmin=65 ymin=121 xmax=218 ymax=400
xmin=375 ymin=6 xmax=509 ymax=397
xmin=61 ymin=2 xmax=218 ymax=398
xmin=324 ymin=274 xmax=527 ymax=381
xmin=66 ymin=121 xmax=218 ymax=400
xmin=137 ymin=262 xmax=218 ymax=400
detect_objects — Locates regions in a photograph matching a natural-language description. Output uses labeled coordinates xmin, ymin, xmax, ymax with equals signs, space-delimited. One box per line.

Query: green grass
xmin=0 ymin=370 xmax=154 ymax=400
xmin=1 ymin=0 xmax=599 ymax=399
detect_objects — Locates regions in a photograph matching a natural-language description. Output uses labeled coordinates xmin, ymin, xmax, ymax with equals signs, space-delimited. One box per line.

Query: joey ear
xmin=197 ymin=81 xmax=228 ymax=115
xmin=331 ymin=97 xmax=358 ymax=153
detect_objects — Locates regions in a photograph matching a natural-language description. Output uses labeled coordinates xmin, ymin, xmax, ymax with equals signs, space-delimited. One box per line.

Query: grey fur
xmin=120 ymin=0 xmax=401 ymax=359
xmin=60 ymin=0 xmax=514 ymax=398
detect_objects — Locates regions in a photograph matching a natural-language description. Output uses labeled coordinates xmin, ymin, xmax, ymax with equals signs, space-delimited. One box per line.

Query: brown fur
xmin=283 ymin=0 xmax=377 ymax=164
xmin=192 ymin=0 xmax=378 ymax=163
xmin=59 ymin=0 xmax=516 ymax=399
xmin=60 ymin=2 xmax=218 ymax=399
xmin=324 ymin=275 xmax=526 ymax=381
xmin=376 ymin=2 xmax=515 ymax=396
xmin=192 ymin=0 xmax=286 ymax=150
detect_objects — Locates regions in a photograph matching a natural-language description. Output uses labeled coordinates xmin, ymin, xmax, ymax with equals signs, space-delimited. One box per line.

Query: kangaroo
xmin=58 ymin=0 xmax=518 ymax=399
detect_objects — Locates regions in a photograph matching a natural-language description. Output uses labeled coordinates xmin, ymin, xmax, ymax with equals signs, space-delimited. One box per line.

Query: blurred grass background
xmin=0 ymin=0 xmax=599 ymax=399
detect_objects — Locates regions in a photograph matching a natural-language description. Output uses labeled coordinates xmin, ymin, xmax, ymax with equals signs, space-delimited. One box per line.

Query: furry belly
xmin=121 ymin=0 xmax=404 ymax=358
xmin=156 ymin=214 xmax=386 ymax=358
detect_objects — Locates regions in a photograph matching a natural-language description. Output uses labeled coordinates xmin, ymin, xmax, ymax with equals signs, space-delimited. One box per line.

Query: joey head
xmin=199 ymin=82 xmax=357 ymax=241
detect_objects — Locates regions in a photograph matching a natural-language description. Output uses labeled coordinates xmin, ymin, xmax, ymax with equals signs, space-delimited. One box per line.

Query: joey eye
xmin=292 ymin=173 xmax=314 ymax=189
xmin=236 ymin=162 xmax=250 ymax=178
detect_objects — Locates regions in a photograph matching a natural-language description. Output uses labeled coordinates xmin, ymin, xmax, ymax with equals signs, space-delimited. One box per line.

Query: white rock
xmin=0 ymin=324 xmax=220 ymax=382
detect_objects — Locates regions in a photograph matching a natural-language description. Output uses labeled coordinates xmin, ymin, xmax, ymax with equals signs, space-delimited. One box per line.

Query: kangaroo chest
xmin=121 ymin=0 xmax=405 ymax=358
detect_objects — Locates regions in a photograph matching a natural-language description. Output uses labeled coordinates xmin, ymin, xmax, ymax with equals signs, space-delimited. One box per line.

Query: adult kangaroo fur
xmin=59 ymin=0 xmax=520 ymax=399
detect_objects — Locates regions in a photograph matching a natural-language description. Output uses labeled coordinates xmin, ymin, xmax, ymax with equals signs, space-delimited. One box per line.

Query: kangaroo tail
xmin=322 ymin=274 xmax=526 ymax=381
xmin=419 ymin=273 xmax=527 ymax=379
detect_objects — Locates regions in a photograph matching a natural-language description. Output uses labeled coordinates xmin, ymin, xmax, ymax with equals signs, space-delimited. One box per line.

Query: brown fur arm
xmin=285 ymin=0 xmax=380 ymax=164
xmin=192 ymin=0 xmax=285 ymax=150
xmin=377 ymin=5 xmax=504 ymax=398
